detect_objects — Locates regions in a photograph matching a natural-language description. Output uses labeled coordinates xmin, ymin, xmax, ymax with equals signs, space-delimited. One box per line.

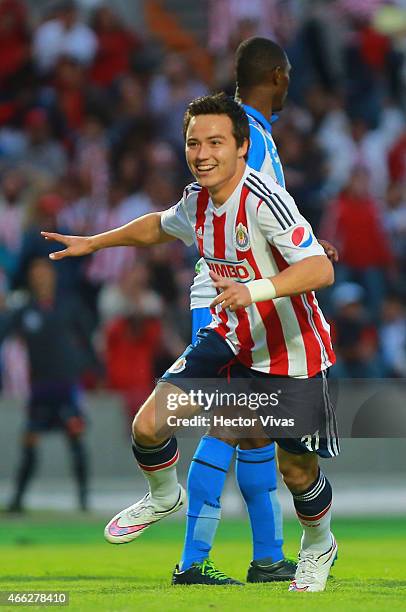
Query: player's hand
xmin=319 ymin=239 xmax=339 ymax=263
xmin=41 ymin=232 xmax=94 ymax=260
xmin=209 ymin=271 xmax=252 ymax=311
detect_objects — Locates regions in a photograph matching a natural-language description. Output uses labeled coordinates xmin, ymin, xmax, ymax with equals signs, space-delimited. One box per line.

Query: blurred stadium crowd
xmin=1 ymin=0 xmax=406 ymax=417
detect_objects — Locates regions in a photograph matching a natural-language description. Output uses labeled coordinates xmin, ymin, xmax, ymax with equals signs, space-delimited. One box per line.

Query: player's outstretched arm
xmin=210 ymin=255 xmax=334 ymax=311
xmin=41 ymin=212 xmax=175 ymax=260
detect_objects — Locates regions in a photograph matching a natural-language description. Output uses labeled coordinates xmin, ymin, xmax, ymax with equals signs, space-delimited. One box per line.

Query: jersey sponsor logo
xmin=234 ymin=222 xmax=250 ymax=251
xmin=291 ymin=226 xmax=313 ymax=248
xmin=205 ymin=257 xmax=255 ymax=282
xmin=168 ymin=356 xmax=187 ymax=374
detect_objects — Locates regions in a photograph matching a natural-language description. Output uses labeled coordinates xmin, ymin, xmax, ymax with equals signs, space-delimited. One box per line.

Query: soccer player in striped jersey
xmin=183 ymin=38 xmax=337 ymax=585
xmin=43 ymin=93 xmax=339 ymax=592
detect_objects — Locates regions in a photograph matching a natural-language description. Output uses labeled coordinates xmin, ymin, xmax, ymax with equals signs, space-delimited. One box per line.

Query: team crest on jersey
xmin=291 ymin=226 xmax=313 ymax=248
xmin=168 ymin=356 xmax=187 ymax=374
xmin=234 ymin=223 xmax=250 ymax=252
xmin=196 ymin=227 xmax=203 ymax=239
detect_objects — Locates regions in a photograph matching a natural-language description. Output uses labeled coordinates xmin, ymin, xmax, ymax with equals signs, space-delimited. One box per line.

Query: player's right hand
xmin=41 ymin=232 xmax=94 ymax=260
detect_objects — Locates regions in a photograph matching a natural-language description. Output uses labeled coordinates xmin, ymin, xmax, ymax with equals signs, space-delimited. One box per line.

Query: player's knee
xmin=279 ymin=458 xmax=318 ymax=493
xmin=209 ymin=433 xmax=238 ymax=447
xmin=239 ymin=437 xmax=270 ymax=449
xmin=132 ymin=413 xmax=161 ymax=447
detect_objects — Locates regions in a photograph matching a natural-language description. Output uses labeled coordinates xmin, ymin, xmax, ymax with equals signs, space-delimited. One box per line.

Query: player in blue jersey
xmin=175 ymin=38 xmax=338 ymax=585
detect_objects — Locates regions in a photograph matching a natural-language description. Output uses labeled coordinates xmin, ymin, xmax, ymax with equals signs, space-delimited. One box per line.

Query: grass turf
xmin=1 ymin=515 xmax=405 ymax=611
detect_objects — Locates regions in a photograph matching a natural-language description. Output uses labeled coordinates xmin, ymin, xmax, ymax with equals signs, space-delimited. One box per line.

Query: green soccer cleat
xmin=247 ymin=557 xmax=297 ymax=583
xmin=172 ymin=559 xmax=244 ymax=586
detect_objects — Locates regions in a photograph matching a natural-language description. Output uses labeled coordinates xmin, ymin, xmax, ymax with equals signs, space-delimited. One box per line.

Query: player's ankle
xmin=180 ymin=556 xmax=208 ymax=571
xmin=301 ymin=531 xmax=333 ymax=552
xmin=254 ymin=550 xmax=284 ymax=564
xmin=150 ymin=484 xmax=182 ymax=511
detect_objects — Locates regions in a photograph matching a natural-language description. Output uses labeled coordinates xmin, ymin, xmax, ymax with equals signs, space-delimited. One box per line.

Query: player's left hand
xmin=319 ymin=239 xmax=339 ymax=263
xmin=209 ymin=271 xmax=252 ymax=311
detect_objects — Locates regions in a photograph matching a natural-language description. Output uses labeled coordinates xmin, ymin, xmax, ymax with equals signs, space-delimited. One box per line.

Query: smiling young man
xmin=181 ymin=37 xmax=337 ymax=586
xmin=42 ymin=93 xmax=339 ymax=592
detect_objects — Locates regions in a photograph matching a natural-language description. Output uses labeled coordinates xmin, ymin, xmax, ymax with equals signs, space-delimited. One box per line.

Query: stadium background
xmin=0 ymin=0 xmax=405 ymax=522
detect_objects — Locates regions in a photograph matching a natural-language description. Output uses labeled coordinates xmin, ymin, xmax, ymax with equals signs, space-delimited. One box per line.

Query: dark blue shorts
xmin=162 ymin=328 xmax=235 ymax=380
xmin=27 ymin=382 xmax=85 ymax=434
xmin=162 ymin=329 xmax=339 ymax=458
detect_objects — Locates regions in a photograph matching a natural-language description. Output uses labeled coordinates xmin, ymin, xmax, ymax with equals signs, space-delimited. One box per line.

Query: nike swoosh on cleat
xmin=289 ymin=582 xmax=309 ymax=591
xmin=108 ymin=519 xmax=150 ymax=536
xmin=321 ymin=541 xmax=337 ymax=563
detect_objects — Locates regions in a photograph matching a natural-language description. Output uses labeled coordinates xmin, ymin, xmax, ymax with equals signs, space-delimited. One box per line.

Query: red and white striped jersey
xmin=161 ymin=167 xmax=335 ymax=377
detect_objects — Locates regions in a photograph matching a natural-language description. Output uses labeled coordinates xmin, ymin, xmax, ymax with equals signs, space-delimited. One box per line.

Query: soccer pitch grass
xmin=1 ymin=515 xmax=405 ymax=611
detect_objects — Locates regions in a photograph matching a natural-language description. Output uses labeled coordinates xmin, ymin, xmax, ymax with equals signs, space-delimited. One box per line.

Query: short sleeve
xmin=247 ymin=124 xmax=266 ymax=171
xmin=161 ymin=198 xmax=195 ymax=246
xmin=257 ymin=186 xmax=325 ymax=265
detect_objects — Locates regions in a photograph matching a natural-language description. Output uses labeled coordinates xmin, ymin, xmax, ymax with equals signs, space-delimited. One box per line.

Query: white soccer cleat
xmin=288 ymin=535 xmax=337 ymax=592
xmin=104 ymin=485 xmax=186 ymax=544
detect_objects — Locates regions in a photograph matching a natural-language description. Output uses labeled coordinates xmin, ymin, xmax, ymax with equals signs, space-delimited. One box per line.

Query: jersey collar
xmin=210 ymin=166 xmax=251 ymax=215
xmin=242 ymin=104 xmax=279 ymax=133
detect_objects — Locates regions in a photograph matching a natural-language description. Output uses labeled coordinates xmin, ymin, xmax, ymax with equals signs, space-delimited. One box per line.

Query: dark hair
xmin=236 ymin=37 xmax=288 ymax=90
xmin=183 ymin=92 xmax=249 ymax=149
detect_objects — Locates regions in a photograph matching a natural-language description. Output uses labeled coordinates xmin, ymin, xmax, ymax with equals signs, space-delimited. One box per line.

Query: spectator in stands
xmin=208 ymin=0 xmax=279 ymax=53
xmin=388 ymin=130 xmax=406 ymax=183
xmin=331 ymin=282 xmax=383 ymax=378
xmin=383 ymin=181 xmax=406 ymax=292
xmin=149 ymin=52 xmax=208 ymax=154
xmin=0 ymin=0 xmax=31 ymax=90
xmin=0 ymin=169 xmax=28 ymax=280
xmin=73 ymin=113 xmax=110 ymax=205
xmin=0 ymin=267 xmax=29 ymax=399
xmin=321 ymin=166 xmax=393 ymax=320
xmin=299 ymin=1 xmax=346 ymax=94
xmin=82 ymin=181 xmax=138 ymax=318
xmin=110 ymin=73 xmax=153 ymax=151
xmin=384 ymin=183 xmax=406 ymax=268
xmin=101 ymin=264 xmax=166 ymax=421
xmin=16 ymin=108 xmax=68 ymax=180
xmin=113 ymin=149 xmax=146 ymax=198
xmin=90 ymin=5 xmax=142 ymax=88
xmin=275 ymin=122 xmax=328 ymax=230
xmin=51 ymin=56 xmax=100 ymax=132
xmin=33 ymin=0 xmax=97 ymax=75
xmin=380 ymin=294 xmax=406 ymax=377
